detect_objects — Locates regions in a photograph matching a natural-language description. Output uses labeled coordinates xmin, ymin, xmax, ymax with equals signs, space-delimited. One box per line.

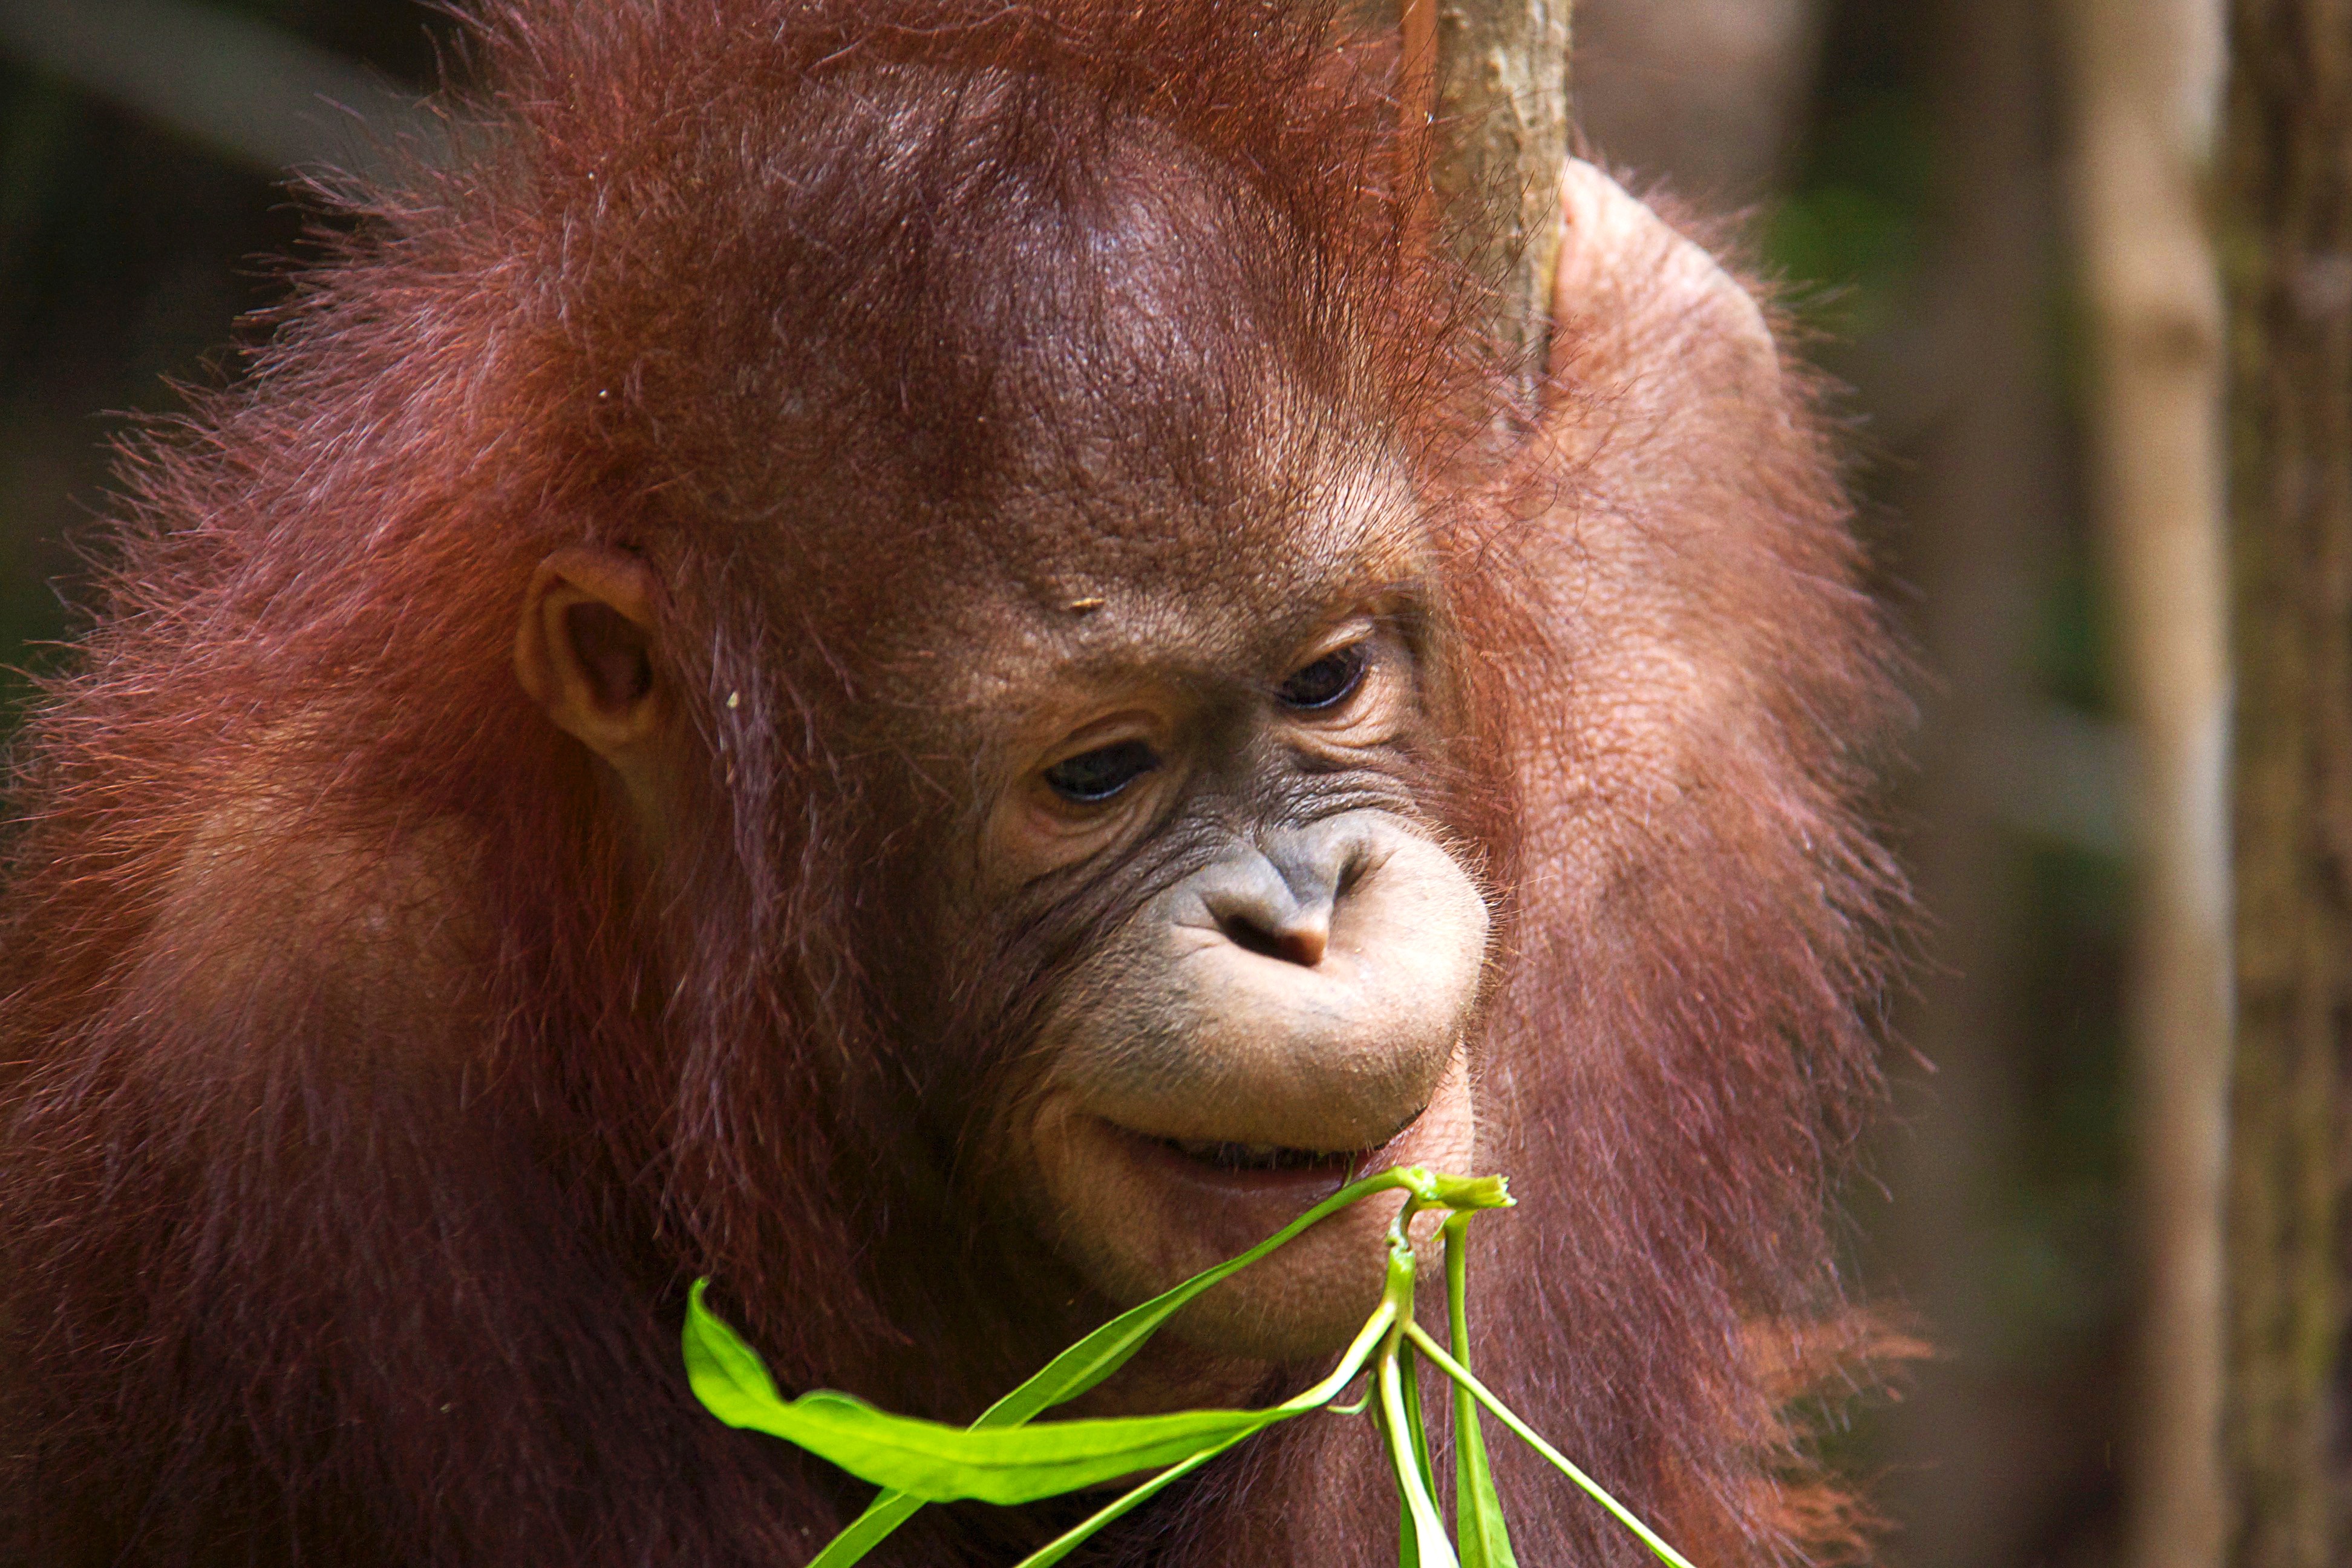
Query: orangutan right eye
xmin=1277 ymin=644 xmax=1367 ymax=711
xmin=1044 ymin=740 xmax=1161 ymax=803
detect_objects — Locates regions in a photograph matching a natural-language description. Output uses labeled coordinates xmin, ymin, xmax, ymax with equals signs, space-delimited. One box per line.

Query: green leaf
xmin=1376 ymin=1346 xmax=1457 ymax=1568
xmin=1008 ymin=1299 xmax=1405 ymax=1568
xmin=690 ymin=1171 xmax=1515 ymax=1564
xmin=1399 ymin=1345 xmax=1437 ymax=1504
xmin=690 ymin=1355 xmax=1300 ymax=1504
xmin=1443 ymin=1216 xmax=1518 ymax=1568
xmin=1373 ymin=1388 xmax=1419 ymax=1568
xmin=1397 ymin=1343 xmax=1441 ymax=1568
xmin=806 ymin=1499 xmax=914 ymax=1568
xmin=694 ymin=1167 xmax=1441 ymax=1563
xmin=1403 ymin=1322 xmax=1696 ymax=1568
xmin=1453 ymin=1410 xmax=1519 ymax=1568
xmin=681 ymin=1279 xmax=788 ymax=1422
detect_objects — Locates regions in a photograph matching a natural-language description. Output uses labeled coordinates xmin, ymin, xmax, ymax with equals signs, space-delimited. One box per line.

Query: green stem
xmin=1388 ymin=1198 xmax=1439 ymax=1509
xmin=1400 ymin=1322 xmax=1696 ymax=1568
xmin=1007 ymin=1299 xmax=1403 ymax=1568
xmin=1377 ymin=1335 xmax=1459 ymax=1568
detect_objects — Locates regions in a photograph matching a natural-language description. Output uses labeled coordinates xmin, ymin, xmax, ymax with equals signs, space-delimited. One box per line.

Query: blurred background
xmin=1590 ymin=7 xmax=2154 ymax=1563
xmin=0 ymin=2 xmax=2271 ymax=1565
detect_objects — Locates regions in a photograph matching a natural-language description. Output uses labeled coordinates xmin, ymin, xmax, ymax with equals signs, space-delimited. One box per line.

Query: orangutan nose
xmin=1065 ymin=810 xmax=1486 ymax=1156
xmin=1193 ymin=825 xmax=1369 ymax=968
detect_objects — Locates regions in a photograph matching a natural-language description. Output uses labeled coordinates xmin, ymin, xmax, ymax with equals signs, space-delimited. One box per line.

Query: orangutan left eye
xmin=1044 ymin=739 xmax=1161 ymax=803
xmin=1277 ymin=645 xmax=1367 ymax=711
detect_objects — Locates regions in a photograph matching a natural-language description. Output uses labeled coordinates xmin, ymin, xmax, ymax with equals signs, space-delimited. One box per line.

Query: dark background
xmin=0 ymin=4 xmax=2126 ymax=1563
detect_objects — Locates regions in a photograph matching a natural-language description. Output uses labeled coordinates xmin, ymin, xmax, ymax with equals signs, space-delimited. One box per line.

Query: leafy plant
xmin=684 ymin=1166 xmax=1697 ymax=1567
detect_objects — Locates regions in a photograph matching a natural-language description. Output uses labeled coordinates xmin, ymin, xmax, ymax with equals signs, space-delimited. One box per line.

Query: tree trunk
xmin=1396 ymin=0 xmax=1571 ymax=394
xmin=2059 ymin=4 xmax=2233 ymax=1568
xmin=2226 ymin=3 xmax=2352 ymax=1563
xmin=1879 ymin=2 xmax=2073 ymax=1562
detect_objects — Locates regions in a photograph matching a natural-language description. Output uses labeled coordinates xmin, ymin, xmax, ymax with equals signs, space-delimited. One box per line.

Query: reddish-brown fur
xmin=0 ymin=2 xmax=1905 ymax=1564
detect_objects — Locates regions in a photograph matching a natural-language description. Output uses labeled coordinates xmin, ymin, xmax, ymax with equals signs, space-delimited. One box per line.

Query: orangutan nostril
xmin=1218 ymin=912 xmax=1327 ymax=967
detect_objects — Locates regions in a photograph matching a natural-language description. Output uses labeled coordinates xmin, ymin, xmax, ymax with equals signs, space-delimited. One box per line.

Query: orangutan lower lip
xmin=1034 ymin=1051 xmax=1475 ymax=1342
xmin=1100 ymin=1125 xmax=1362 ymax=1201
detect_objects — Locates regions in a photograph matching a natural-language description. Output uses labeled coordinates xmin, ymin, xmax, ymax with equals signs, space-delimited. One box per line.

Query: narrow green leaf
xmin=1008 ymin=1299 xmax=1403 ymax=1568
xmin=1453 ymin=1410 xmax=1519 ymax=1568
xmin=1403 ymin=1322 xmax=1696 ymax=1568
xmin=1443 ymin=1217 xmax=1518 ymax=1568
xmin=1374 ymin=1387 xmax=1420 ymax=1568
xmin=1377 ymin=1346 xmax=1457 ymax=1568
xmin=1398 ymin=1345 xmax=1439 ymax=1516
xmin=696 ymin=1167 xmax=1442 ymax=1563
xmin=806 ymin=1498 xmax=913 ymax=1568
xmin=693 ymin=1371 xmax=1303 ymax=1505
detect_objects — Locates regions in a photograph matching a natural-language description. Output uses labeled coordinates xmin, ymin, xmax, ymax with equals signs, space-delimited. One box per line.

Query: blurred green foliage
xmin=1760 ymin=2 xmax=1929 ymax=340
xmin=1765 ymin=103 xmax=1929 ymax=341
xmin=1762 ymin=3 xmax=2127 ymax=1558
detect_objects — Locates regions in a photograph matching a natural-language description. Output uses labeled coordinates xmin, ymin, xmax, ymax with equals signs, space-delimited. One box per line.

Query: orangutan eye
xmin=1277 ymin=645 xmax=1367 ymax=711
xmin=1044 ymin=740 xmax=1160 ymax=803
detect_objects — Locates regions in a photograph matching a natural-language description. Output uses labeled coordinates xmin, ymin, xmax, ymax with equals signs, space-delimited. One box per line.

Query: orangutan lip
xmin=1152 ymin=1137 xmax=1361 ymax=1174
xmin=1129 ymin=1101 xmax=1434 ymax=1181
xmin=1068 ymin=1048 xmax=1462 ymax=1209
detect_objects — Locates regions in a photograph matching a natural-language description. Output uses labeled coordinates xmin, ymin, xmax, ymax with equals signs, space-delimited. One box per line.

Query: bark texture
xmin=1397 ymin=0 xmax=1570 ymax=393
xmin=2061 ymin=3 xmax=2233 ymax=1568
xmin=2226 ymin=2 xmax=2352 ymax=1563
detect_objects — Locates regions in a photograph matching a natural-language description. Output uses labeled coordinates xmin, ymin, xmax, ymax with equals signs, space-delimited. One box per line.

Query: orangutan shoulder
xmin=145 ymin=780 xmax=488 ymax=1039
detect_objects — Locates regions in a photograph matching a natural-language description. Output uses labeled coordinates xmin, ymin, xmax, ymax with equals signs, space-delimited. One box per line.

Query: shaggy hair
xmin=0 ymin=2 xmax=1906 ymax=1564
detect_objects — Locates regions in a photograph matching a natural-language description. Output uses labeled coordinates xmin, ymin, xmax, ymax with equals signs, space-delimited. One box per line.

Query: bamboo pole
xmin=2058 ymin=4 xmax=2232 ymax=1568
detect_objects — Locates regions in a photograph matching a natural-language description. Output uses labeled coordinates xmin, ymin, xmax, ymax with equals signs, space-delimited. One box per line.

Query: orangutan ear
xmin=514 ymin=545 xmax=668 ymax=762
xmin=1549 ymin=158 xmax=1779 ymax=397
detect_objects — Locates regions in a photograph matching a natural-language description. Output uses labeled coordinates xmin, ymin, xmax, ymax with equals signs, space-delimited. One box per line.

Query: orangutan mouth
xmin=1155 ymin=1137 xmax=1361 ymax=1174
xmin=1150 ymin=1102 xmax=1431 ymax=1175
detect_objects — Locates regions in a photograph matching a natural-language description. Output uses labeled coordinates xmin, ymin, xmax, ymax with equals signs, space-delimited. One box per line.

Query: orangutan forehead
xmin=596 ymin=63 xmax=1405 ymax=577
xmin=1026 ymin=445 xmax=1420 ymax=613
xmin=910 ymin=136 xmax=1373 ymax=500
xmin=896 ymin=452 xmax=1431 ymax=721
xmin=949 ymin=149 xmax=1400 ymax=558
xmin=823 ymin=112 xmax=1419 ymax=638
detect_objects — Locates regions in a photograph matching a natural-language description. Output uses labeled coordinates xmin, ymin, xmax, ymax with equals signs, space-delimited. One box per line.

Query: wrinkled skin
xmin=520 ymin=202 xmax=1494 ymax=1362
